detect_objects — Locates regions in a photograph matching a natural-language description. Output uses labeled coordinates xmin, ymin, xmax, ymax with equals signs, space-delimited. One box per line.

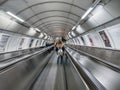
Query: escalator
xmin=30 ymin=50 xmax=88 ymax=90
xmin=0 ymin=46 xmax=119 ymax=90
xmin=66 ymin=46 xmax=120 ymax=90
xmin=0 ymin=45 xmax=88 ymax=90
xmin=0 ymin=46 xmax=54 ymax=90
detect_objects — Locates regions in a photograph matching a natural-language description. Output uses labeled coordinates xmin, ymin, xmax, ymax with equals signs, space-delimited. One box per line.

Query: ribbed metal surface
xmin=1 ymin=0 xmax=94 ymax=36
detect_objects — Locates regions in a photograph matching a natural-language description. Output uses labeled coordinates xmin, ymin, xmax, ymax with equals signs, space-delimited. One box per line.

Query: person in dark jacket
xmin=55 ymin=40 xmax=64 ymax=64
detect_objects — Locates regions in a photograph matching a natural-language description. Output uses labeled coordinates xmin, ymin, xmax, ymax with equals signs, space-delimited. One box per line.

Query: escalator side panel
xmin=0 ymin=50 xmax=53 ymax=90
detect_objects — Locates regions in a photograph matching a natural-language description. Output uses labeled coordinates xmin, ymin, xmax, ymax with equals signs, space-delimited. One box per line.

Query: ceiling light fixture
xmin=35 ymin=28 xmax=41 ymax=32
xmin=67 ymin=0 xmax=101 ymax=39
xmin=39 ymin=33 xmax=44 ymax=38
xmin=81 ymin=0 xmax=101 ymax=20
xmin=6 ymin=11 xmax=24 ymax=22
xmin=81 ymin=7 xmax=93 ymax=20
xmin=72 ymin=26 xmax=76 ymax=30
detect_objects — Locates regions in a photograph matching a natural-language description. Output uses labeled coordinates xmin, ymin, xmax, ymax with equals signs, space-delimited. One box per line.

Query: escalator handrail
xmin=65 ymin=49 xmax=106 ymax=90
xmin=0 ymin=46 xmax=44 ymax=62
xmin=0 ymin=46 xmax=44 ymax=55
xmin=0 ymin=47 xmax=48 ymax=62
xmin=0 ymin=46 xmax=54 ymax=71
xmin=68 ymin=44 xmax=120 ymax=52
xmin=66 ymin=45 xmax=120 ymax=72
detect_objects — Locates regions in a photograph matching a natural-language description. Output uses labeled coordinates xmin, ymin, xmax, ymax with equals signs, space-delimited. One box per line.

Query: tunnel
xmin=0 ymin=0 xmax=120 ymax=90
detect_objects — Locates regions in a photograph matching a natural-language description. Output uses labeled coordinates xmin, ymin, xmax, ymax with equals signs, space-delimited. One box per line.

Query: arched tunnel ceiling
xmin=38 ymin=22 xmax=72 ymax=31
xmin=1 ymin=0 xmax=94 ymax=37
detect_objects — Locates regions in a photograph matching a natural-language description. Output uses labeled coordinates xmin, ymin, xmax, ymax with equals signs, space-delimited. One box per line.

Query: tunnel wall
xmin=73 ymin=0 xmax=120 ymax=34
xmin=67 ymin=0 xmax=120 ymax=50
xmin=0 ymin=29 xmax=47 ymax=53
xmin=0 ymin=10 xmax=50 ymax=53
xmin=67 ymin=23 xmax=120 ymax=50
xmin=66 ymin=0 xmax=120 ymax=66
xmin=0 ymin=10 xmax=40 ymax=38
xmin=67 ymin=23 xmax=120 ymax=66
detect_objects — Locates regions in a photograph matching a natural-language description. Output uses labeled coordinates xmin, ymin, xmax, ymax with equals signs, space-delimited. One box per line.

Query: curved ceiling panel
xmin=34 ymin=18 xmax=76 ymax=27
xmin=16 ymin=1 xmax=86 ymax=15
xmin=44 ymin=26 xmax=68 ymax=32
xmin=37 ymin=22 xmax=73 ymax=32
xmin=35 ymin=20 xmax=75 ymax=27
xmin=31 ymin=15 xmax=78 ymax=25
xmin=25 ymin=10 xmax=81 ymax=21
xmin=1 ymin=0 xmax=94 ymax=37
xmin=39 ymin=22 xmax=72 ymax=29
xmin=40 ymin=26 xmax=71 ymax=33
xmin=39 ymin=23 xmax=72 ymax=32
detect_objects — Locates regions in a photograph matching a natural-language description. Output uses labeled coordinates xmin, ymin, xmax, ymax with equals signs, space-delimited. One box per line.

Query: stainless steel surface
xmin=64 ymin=55 xmax=88 ymax=90
xmin=0 ymin=47 xmax=43 ymax=62
xmin=0 ymin=48 xmax=53 ymax=90
xmin=67 ymin=47 xmax=120 ymax=90
xmin=68 ymin=45 xmax=120 ymax=66
xmin=31 ymin=52 xmax=58 ymax=90
xmin=1 ymin=47 xmax=118 ymax=90
xmin=67 ymin=45 xmax=120 ymax=72
xmin=0 ymin=47 xmax=52 ymax=70
xmin=31 ymin=52 xmax=68 ymax=90
xmin=0 ymin=0 xmax=94 ymax=37
xmin=31 ymin=51 xmax=88 ymax=90
xmin=54 ymin=64 xmax=66 ymax=90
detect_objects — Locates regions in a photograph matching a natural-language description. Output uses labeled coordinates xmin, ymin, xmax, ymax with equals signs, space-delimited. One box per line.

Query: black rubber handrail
xmin=0 ymin=46 xmax=54 ymax=72
xmin=65 ymin=49 xmax=106 ymax=90
xmin=0 ymin=46 xmax=45 ymax=55
xmin=67 ymin=44 xmax=120 ymax=53
xmin=66 ymin=45 xmax=120 ymax=72
xmin=0 ymin=47 xmax=44 ymax=62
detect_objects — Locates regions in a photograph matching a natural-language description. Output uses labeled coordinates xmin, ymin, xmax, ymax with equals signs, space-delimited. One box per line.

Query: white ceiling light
xmin=66 ymin=0 xmax=101 ymax=40
xmin=35 ymin=28 xmax=41 ymax=32
xmin=71 ymin=31 xmax=76 ymax=37
xmin=39 ymin=33 xmax=44 ymax=38
xmin=43 ymin=33 xmax=47 ymax=39
xmin=28 ymin=27 xmax=36 ymax=35
xmin=72 ymin=26 xmax=76 ymax=30
xmin=81 ymin=0 xmax=101 ymax=20
xmin=44 ymin=35 xmax=48 ymax=39
xmin=6 ymin=11 xmax=24 ymax=22
xmin=76 ymin=25 xmax=84 ymax=33
xmin=81 ymin=7 xmax=93 ymax=20
xmin=68 ymin=32 xmax=72 ymax=38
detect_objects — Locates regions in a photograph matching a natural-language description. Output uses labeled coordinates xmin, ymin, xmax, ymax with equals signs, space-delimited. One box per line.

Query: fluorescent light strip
xmin=39 ymin=33 xmax=44 ymax=38
xmin=81 ymin=7 xmax=93 ymax=20
xmin=72 ymin=26 xmax=76 ymax=30
xmin=35 ymin=28 xmax=41 ymax=32
xmin=6 ymin=11 xmax=24 ymax=22
xmin=81 ymin=0 xmax=101 ymax=20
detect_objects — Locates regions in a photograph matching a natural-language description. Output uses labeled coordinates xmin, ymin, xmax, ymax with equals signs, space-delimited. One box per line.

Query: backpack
xmin=57 ymin=48 xmax=63 ymax=55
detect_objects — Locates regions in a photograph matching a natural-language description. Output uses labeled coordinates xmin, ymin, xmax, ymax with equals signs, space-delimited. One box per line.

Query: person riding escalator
xmin=55 ymin=40 xmax=65 ymax=64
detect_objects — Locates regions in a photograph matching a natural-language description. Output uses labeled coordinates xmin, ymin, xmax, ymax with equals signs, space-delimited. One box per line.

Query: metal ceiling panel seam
xmin=35 ymin=20 xmax=75 ymax=27
xmin=34 ymin=18 xmax=76 ymax=27
xmin=37 ymin=23 xmax=73 ymax=32
xmin=39 ymin=25 xmax=71 ymax=33
xmin=0 ymin=0 xmax=94 ymax=38
xmin=16 ymin=1 xmax=86 ymax=15
xmin=31 ymin=15 xmax=78 ymax=25
xmin=25 ymin=10 xmax=81 ymax=21
xmin=38 ymin=23 xmax=72 ymax=30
